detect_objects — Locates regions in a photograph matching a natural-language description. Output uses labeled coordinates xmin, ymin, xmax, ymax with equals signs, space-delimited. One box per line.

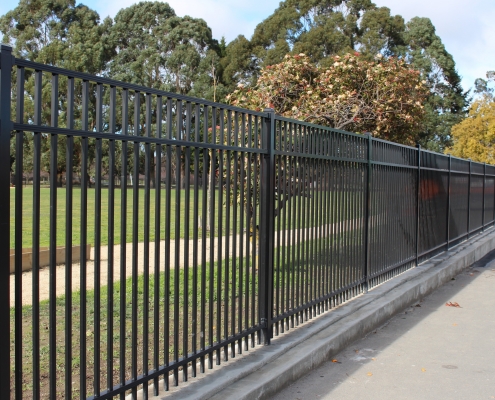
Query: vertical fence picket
xmin=483 ymin=163 xmax=486 ymax=229
xmin=0 ymin=44 xmax=13 ymax=397
xmin=447 ymin=155 xmax=451 ymax=249
xmin=94 ymin=82 xmax=103 ymax=396
xmin=192 ymin=102 xmax=200 ymax=376
xmin=107 ymin=84 xmax=116 ymax=394
xmin=80 ymin=79 xmax=89 ymax=399
xmin=259 ymin=108 xmax=275 ymax=344
xmin=173 ymin=100 xmax=181 ymax=384
xmin=119 ymin=88 xmax=129 ymax=400
xmin=200 ymin=105 xmax=208 ymax=373
xmin=32 ymin=68 xmax=43 ymax=399
xmin=65 ymin=76 xmax=74 ymax=399
xmin=143 ymin=92 xmax=152 ymax=397
xmin=48 ymin=73 xmax=58 ymax=399
xmin=468 ymin=160 xmax=472 ymax=238
xmin=131 ymin=90 xmax=140 ymax=398
xmin=364 ymin=133 xmax=372 ymax=291
xmin=183 ymin=101 xmax=191 ymax=380
xmin=154 ymin=95 xmax=162 ymax=395
xmin=14 ymin=64 xmax=25 ymax=400
xmin=416 ymin=145 xmax=421 ymax=265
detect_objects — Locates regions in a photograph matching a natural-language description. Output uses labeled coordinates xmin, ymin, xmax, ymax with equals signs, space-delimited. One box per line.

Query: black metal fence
xmin=1 ymin=44 xmax=494 ymax=399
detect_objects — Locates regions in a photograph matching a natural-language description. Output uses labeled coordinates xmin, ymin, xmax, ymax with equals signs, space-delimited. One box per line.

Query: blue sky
xmin=1 ymin=0 xmax=494 ymax=94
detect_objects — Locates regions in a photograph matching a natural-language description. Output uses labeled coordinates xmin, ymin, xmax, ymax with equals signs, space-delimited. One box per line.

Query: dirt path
xmin=10 ymin=218 xmax=365 ymax=307
xmin=10 ymin=234 xmax=249 ymax=307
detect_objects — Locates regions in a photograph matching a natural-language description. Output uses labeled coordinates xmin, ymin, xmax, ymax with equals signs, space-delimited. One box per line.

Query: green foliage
xmin=474 ymin=71 xmax=495 ymax=98
xmin=1 ymin=0 xmax=114 ymax=178
xmin=109 ymin=1 xmax=215 ymax=96
xmin=0 ymin=0 xmax=113 ymax=73
xmin=1 ymin=0 xmax=470 ymax=152
xmin=246 ymin=0 xmax=404 ymax=66
xmin=404 ymin=17 xmax=468 ymax=151
xmin=220 ymin=35 xmax=258 ymax=90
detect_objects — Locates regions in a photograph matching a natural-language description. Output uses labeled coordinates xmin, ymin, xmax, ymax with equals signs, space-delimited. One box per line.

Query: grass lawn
xmin=10 ymin=186 xmax=253 ymax=249
xmin=10 ymin=186 xmax=365 ymax=249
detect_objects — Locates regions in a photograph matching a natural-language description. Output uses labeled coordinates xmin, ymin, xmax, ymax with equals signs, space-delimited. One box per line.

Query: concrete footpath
xmin=152 ymin=228 xmax=495 ymax=400
xmin=272 ymin=248 xmax=495 ymax=400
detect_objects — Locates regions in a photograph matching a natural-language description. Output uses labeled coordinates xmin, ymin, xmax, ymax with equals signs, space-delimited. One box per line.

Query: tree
xmin=243 ymin=0 xmax=405 ymax=69
xmin=109 ymin=1 xmax=220 ymax=188
xmin=189 ymin=49 xmax=229 ymax=102
xmin=447 ymin=97 xmax=495 ymax=163
xmin=109 ymin=1 xmax=216 ymax=95
xmin=220 ymin=0 xmax=467 ymax=151
xmin=403 ymin=17 xmax=468 ymax=151
xmin=220 ymin=35 xmax=258 ymax=92
xmin=474 ymin=71 xmax=495 ymax=99
xmin=1 ymin=0 xmax=114 ymax=184
xmin=227 ymin=53 xmax=428 ymax=145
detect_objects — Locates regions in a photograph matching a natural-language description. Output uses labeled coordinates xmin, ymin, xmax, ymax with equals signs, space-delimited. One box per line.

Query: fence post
xmin=468 ymin=159 xmax=471 ymax=238
xmin=364 ymin=133 xmax=372 ymax=292
xmin=493 ymin=166 xmax=495 ymax=227
xmin=482 ymin=162 xmax=486 ymax=230
xmin=259 ymin=108 xmax=275 ymax=345
xmin=0 ymin=44 xmax=13 ymax=395
xmin=416 ymin=144 xmax=421 ymax=266
xmin=447 ymin=155 xmax=451 ymax=249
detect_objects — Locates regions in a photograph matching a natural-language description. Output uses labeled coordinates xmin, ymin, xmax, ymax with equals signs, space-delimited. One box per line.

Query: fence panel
xmin=470 ymin=173 xmax=485 ymax=233
xmin=2 ymin=45 xmax=495 ymax=399
xmin=369 ymin=139 xmax=418 ymax=286
xmin=418 ymin=151 xmax=449 ymax=258
xmin=271 ymin=117 xmax=367 ymax=333
xmin=6 ymin=52 xmax=267 ymax=399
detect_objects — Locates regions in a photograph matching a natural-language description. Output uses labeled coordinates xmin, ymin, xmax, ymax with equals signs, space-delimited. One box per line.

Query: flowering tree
xmin=227 ymin=53 xmax=429 ymax=145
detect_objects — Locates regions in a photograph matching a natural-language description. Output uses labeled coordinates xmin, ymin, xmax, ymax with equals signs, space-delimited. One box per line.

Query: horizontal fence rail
xmin=1 ymin=44 xmax=495 ymax=399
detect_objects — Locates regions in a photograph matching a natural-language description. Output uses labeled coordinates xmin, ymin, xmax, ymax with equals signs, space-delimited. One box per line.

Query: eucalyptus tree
xmin=1 ymin=0 xmax=114 ymax=184
xmin=404 ymin=17 xmax=468 ymax=151
xmin=109 ymin=1 xmax=221 ymax=187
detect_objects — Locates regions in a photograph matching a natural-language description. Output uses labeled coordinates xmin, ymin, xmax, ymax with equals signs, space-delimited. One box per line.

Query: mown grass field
xmin=10 ymin=185 xmax=365 ymax=249
xmin=10 ymin=186 xmax=252 ymax=249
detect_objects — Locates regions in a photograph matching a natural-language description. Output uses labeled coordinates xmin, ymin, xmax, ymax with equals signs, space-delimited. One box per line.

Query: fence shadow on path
xmin=271 ymin=250 xmax=495 ymax=400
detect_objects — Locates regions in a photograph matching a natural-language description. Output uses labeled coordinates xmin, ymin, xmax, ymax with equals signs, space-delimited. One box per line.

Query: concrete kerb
xmin=146 ymin=227 xmax=495 ymax=400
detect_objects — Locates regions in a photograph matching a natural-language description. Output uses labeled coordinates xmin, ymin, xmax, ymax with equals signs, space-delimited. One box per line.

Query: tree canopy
xmin=447 ymin=97 xmax=495 ymax=163
xmin=474 ymin=70 xmax=495 ymax=99
xmin=0 ymin=0 xmax=114 ymax=74
xmin=109 ymin=1 xmax=218 ymax=96
xmin=228 ymin=53 xmax=428 ymax=145
xmin=0 ymin=0 xmax=471 ymax=151
xmin=221 ymin=0 xmax=468 ymax=150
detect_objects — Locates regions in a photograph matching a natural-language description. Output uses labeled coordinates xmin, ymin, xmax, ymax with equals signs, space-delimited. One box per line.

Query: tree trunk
xmin=206 ymin=150 xmax=214 ymax=230
xmin=180 ymin=164 xmax=186 ymax=189
xmin=150 ymin=156 xmax=156 ymax=189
